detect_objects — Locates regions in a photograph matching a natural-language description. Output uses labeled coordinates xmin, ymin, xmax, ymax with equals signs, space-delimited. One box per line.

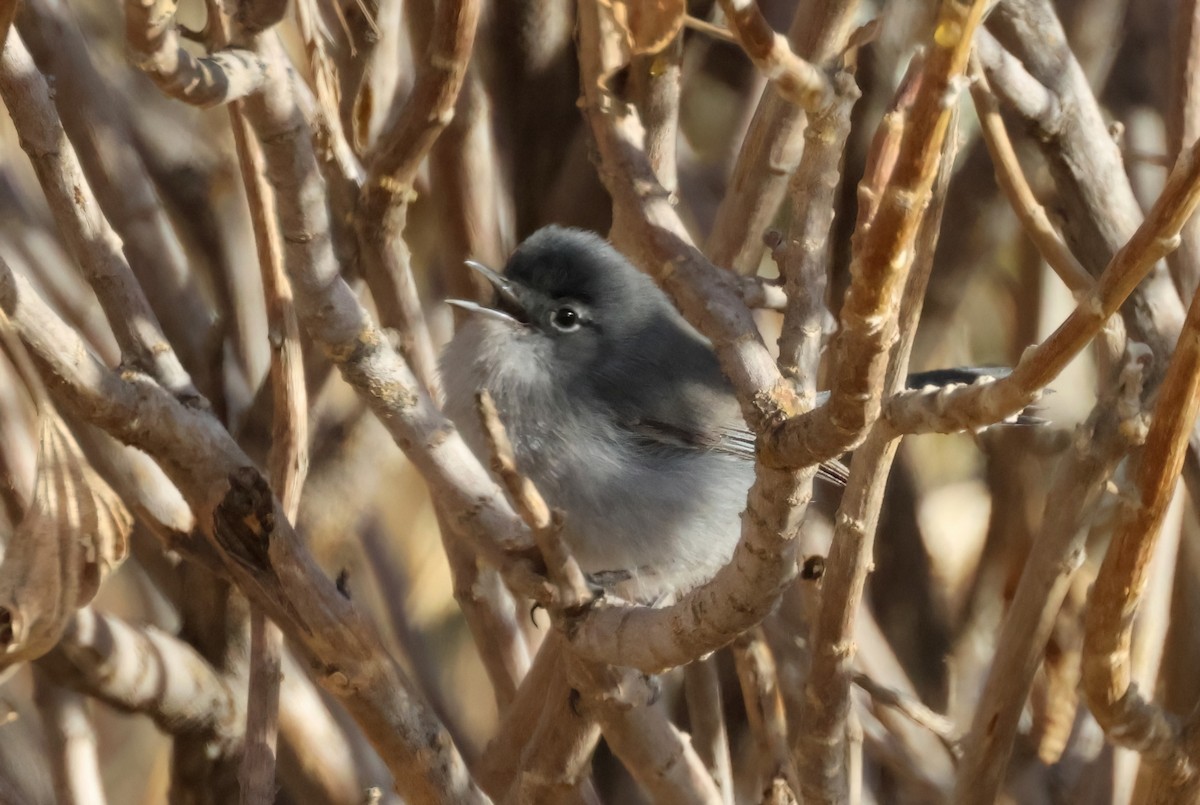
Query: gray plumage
xmin=442 ymin=226 xmax=1023 ymax=599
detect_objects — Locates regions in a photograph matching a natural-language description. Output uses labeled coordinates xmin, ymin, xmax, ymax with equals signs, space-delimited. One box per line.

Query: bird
xmin=441 ymin=226 xmax=1019 ymax=599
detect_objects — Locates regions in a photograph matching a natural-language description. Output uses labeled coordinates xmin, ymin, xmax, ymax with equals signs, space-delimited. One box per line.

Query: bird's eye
xmin=550 ymin=306 xmax=581 ymax=332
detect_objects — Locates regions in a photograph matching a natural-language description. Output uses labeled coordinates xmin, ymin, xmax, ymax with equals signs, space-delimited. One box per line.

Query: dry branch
xmin=887 ymin=134 xmax=1200 ymax=435
xmin=356 ymin=0 xmax=481 ymax=397
xmin=717 ymin=0 xmax=834 ymax=114
xmin=763 ymin=0 xmax=981 ymax=470
xmin=683 ymin=658 xmax=735 ymax=805
xmin=40 ymin=607 xmax=241 ymax=742
xmin=967 ymin=55 xmax=1092 ymax=295
xmin=477 ymin=390 xmax=591 ymax=612
xmin=32 ymin=666 xmax=106 ymax=805
xmin=16 ymin=0 xmax=219 ymax=394
xmin=706 ymin=0 xmax=861 ymax=274
xmin=796 ymin=28 xmax=968 ymax=797
xmin=123 ymin=0 xmax=265 ymax=107
xmin=0 ymin=31 xmax=196 ymax=397
xmin=1082 ymin=275 xmax=1200 ymax=787
xmin=567 ymin=656 xmax=723 ymax=805
xmin=0 ymin=258 xmax=484 ymax=804
xmin=952 ymin=360 xmax=1142 ymax=803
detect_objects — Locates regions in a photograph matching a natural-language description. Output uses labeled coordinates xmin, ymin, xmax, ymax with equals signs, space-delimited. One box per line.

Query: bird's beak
xmin=446 ymin=260 xmax=532 ymax=326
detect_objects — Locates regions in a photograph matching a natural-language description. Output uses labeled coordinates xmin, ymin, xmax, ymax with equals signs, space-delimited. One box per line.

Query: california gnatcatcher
xmin=442 ymin=226 xmax=1015 ymax=599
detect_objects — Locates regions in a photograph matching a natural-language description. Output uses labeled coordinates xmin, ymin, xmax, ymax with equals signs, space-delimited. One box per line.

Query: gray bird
xmin=442 ymin=226 xmax=1014 ymax=599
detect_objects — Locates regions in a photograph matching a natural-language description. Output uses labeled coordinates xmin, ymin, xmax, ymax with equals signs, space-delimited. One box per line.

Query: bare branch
xmin=568 ymin=655 xmax=723 ymax=805
xmin=887 ymin=135 xmax=1200 ymax=435
xmin=763 ymin=0 xmax=982 ymax=470
xmin=683 ymin=658 xmax=735 ymax=805
xmin=0 ymin=31 xmax=197 ymax=397
xmin=40 ymin=607 xmax=241 ymax=741
xmin=967 ymin=54 xmax=1093 ymax=294
xmin=796 ymin=45 xmax=966 ymax=802
xmin=852 ymin=673 xmax=960 ymax=757
xmin=717 ymin=0 xmax=834 ymax=114
xmin=16 ymin=0 xmax=219 ymax=394
xmin=0 ymin=260 xmax=486 ymax=804
xmin=1168 ymin=0 xmax=1200 ymax=301
xmin=477 ymin=390 xmax=592 ymax=612
xmin=123 ymin=0 xmax=265 ymax=107
xmin=952 ymin=360 xmax=1141 ymax=803
xmin=356 ymin=0 xmax=482 ymax=397
xmin=1082 ymin=284 xmax=1200 ymax=786
xmin=32 ymin=666 xmax=106 ymax=805
xmin=732 ymin=628 xmax=798 ymax=794
xmin=706 ymin=0 xmax=862 ymax=274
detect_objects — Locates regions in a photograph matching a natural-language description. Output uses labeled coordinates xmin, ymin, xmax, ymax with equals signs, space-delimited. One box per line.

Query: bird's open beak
xmin=446 ymin=260 xmax=532 ymax=326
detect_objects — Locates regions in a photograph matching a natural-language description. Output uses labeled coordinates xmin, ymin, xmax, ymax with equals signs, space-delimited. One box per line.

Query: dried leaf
xmin=0 ymin=408 xmax=131 ymax=670
xmin=602 ymin=0 xmax=685 ymax=58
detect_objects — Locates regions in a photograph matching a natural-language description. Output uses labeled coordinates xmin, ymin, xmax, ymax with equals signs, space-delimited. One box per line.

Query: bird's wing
xmin=627 ymin=419 xmax=851 ymax=486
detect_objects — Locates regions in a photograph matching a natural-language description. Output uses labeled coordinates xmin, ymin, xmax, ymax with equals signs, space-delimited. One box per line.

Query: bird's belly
xmin=528 ymin=438 xmax=755 ymax=599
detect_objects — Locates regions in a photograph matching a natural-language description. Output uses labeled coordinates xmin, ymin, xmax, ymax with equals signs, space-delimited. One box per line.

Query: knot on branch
xmin=212 ymin=466 xmax=276 ymax=573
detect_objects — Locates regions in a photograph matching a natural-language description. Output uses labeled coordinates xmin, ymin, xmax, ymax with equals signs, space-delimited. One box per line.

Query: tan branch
xmin=717 ymin=0 xmax=834 ymax=113
xmin=887 ymin=134 xmax=1200 ymax=435
xmin=1167 ymin=0 xmax=1200 ymax=301
xmin=123 ymin=0 xmax=265 ymax=107
xmin=683 ymin=658 xmax=735 ymax=805
xmin=16 ymin=0 xmax=219 ymax=395
xmin=851 ymin=673 xmax=960 ymax=757
xmin=31 ymin=665 xmax=106 ymax=805
xmin=0 ymin=260 xmax=485 ymax=804
xmin=0 ymin=32 xmax=197 ymax=397
xmin=763 ymin=0 xmax=983 ymax=470
xmin=40 ymin=607 xmax=241 ymax=741
xmin=952 ymin=360 xmax=1141 ymax=804
xmin=732 ymin=628 xmax=798 ymax=794
xmin=775 ymin=71 xmax=857 ymax=387
xmin=1081 ymin=280 xmax=1200 ymax=786
xmin=796 ymin=47 xmax=966 ymax=802
xmin=568 ymin=655 xmax=723 ymax=804
xmin=706 ymin=0 xmax=861 ymax=274
xmin=968 ymin=54 xmax=1093 ymax=294
xmin=477 ymin=390 xmax=592 ymax=612
xmin=222 ymin=42 xmax=307 ymax=794
xmin=356 ymin=0 xmax=482 ymax=397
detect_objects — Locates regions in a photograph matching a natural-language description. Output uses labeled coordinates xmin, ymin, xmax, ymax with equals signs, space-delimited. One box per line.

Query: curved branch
xmin=124 ymin=0 xmax=265 ymax=107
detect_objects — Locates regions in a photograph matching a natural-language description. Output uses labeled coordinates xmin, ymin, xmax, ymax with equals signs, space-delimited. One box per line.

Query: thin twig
xmin=1081 ymin=277 xmax=1200 ymax=788
xmin=851 ymin=673 xmax=960 ymax=757
xmin=32 ymin=665 xmax=106 ymax=805
xmin=886 ymin=134 xmax=1200 ymax=435
xmin=967 ymin=55 xmax=1093 ymax=294
xmin=683 ymin=658 xmax=735 ymax=805
xmin=732 ymin=628 xmax=799 ymax=794
xmin=717 ymin=0 xmax=834 ymax=114
xmin=706 ymin=0 xmax=862 ymax=274
xmin=1167 ymin=0 xmax=1200 ymax=301
xmin=477 ymin=390 xmax=592 ymax=612
xmin=0 ymin=32 xmax=197 ymax=398
xmin=775 ymin=70 xmax=857 ymax=387
xmin=123 ymin=0 xmax=265 ymax=106
xmin=356 ymin=0 xmax=482 ymax=398
xmin=952 ymin=355 xmax=1143 ymax=804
